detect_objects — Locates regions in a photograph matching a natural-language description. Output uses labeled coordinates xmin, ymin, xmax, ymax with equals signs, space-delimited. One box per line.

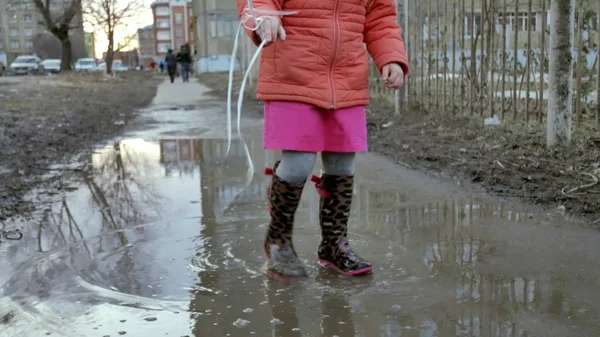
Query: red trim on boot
xmin=264 ymin=167 xmax=274 ymax=175
xmin=311 ymin=175 xmax=331 ymax=198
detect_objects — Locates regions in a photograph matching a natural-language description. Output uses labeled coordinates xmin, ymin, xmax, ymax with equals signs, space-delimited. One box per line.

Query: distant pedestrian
xmin=159 ymin=61 xmax=165 ymax=73
xmin=176 ymin=45 xmax=192 ymax=83
xmin=165 ymin=49 xmax=177 ymax=83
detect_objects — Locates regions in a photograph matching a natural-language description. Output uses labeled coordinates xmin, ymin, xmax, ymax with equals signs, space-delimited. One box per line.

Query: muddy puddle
xmin=1 ymin=99 xmax=600 ymax=336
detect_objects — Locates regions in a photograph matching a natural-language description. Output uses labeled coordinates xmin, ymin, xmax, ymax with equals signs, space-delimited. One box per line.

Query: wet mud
xmin=1 ymin=80 xmax=599 ymax=337
xmin=0 ymin=73 xmax=162 ymax=222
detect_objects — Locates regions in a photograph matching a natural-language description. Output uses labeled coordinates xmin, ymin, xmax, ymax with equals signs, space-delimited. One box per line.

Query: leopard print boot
xmin=311 ymin=173 xmax=372 ymax=276
xmin=263 ymin=161 xmax=308 ymax=278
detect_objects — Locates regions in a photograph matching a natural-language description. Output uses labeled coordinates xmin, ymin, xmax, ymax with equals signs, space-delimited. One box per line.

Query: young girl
xmin=237 ymin=0 xmax=409 ymax=278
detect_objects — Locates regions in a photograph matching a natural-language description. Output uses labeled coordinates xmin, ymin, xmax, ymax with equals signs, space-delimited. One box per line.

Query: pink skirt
xmin=263 ymin=101 xmax=368 ymax=153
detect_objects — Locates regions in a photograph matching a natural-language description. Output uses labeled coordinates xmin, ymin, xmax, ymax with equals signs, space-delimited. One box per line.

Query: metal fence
xmin=388 ymin=0 xmax=600 ymax=128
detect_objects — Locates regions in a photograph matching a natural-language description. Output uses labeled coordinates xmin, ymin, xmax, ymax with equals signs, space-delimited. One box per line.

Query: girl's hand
xmin=257 ymin=16 xmax=286 ymax=43
xmin=382 ymin=63 xmax=404 ymax=89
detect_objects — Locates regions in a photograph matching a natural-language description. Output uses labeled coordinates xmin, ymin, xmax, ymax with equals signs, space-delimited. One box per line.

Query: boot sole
xmin=318 ymin=258 xmax=373 ymax=276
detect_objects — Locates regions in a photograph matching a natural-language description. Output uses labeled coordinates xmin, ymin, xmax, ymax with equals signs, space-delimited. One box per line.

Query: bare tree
xmin=33 ymin=32 xmax=62 ymax=59
xmin=32 ymin=0 xmax=83 ymax=70
xmin=547 ymin=0 xmax=575 ymax=146
xmin=85 ymin=0 xmax=143 ymax=73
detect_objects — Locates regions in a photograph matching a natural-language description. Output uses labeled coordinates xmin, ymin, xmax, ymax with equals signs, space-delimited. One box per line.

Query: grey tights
xmin=275 ymin=151 xmax=356 ymax=185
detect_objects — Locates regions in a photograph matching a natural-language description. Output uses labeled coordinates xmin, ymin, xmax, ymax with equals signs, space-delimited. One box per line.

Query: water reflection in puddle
xmin=1 ymin=136 xmax=599 ymax=337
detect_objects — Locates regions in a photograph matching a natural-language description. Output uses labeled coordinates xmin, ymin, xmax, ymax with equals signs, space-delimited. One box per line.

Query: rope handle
xmin=223 ymin=1 xmax=297 ymax=186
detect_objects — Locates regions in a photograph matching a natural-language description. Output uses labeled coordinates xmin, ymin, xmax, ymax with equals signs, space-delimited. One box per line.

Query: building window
xmin=590 ymin=14 xmax=598 ymax=31
xmin=464 ymin=14 xmax=481 ymax=36
xmin=0 ymin=41 xmax=3 ymax=49
xmin=156 ymin=31 xmax=170 ymax=40
xmin=155 ymin=6 xmax=169 ymax=16
xmin=176 ymin=27 xmax=183 ymax=37
xmin=9 ymin=14 xmax=18 ymax=23
xmin=176 ymin=38 xmax=183 ymax=47
xmin=209 ymin=17 xmax=236 ymax=38
xmin=11 ymin=41 xmax=19 ymax=49
xmin=498 ymin=13 xmax=513 ymax=25
xmin=26 ymin=2 xmax=35 ymax=10
xmin=157 ymin=43 xmax=170 ymax=53
xmin=23 ymin=14 xmax=32 ymax=22
xmin=517 ymin=12 xmax=536 ymax=31
xmin=25 ymin=40 xmax=33 ymax=48
xmin=175 ymin=13 xmax=182 ymax=24
xmin=10 ymin=28 xmax=19 ymax=37
xmin=25 ymin=28 xmax=33 ymax=36
xmin=156 ymin=19 xmax=169 ymax=28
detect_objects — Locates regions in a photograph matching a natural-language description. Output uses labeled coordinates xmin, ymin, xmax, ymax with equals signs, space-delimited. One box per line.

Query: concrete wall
xmin=192 ymin=0 xmax=238 ymax=58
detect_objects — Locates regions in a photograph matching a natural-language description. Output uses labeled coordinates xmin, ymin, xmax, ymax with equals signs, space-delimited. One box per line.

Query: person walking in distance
xmin=177 ymin=45 xmax=192 ymax=83
xmin=165 ymin=49 xmax=177 ymax=83
xmin=237 ymin=0 xmax=409 ymax=279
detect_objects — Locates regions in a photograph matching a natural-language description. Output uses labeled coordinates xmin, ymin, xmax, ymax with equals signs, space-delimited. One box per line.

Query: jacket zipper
xmin=328 ymin=0 xmax=342 ymax=109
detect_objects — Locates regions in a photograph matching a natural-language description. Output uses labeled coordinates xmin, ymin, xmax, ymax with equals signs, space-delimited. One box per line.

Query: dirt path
xmin=198 ymin=72 xmax=600 ymax=225
xmin=0 ymin=72 xmax=162 ymax=223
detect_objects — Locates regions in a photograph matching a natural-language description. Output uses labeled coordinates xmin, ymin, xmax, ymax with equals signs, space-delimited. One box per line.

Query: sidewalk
xmin=151 ymin=76 xmax=213 ymax=106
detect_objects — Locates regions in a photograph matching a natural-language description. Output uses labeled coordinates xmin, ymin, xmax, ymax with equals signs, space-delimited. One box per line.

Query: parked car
xmin=96 ymin=61 xmax=130 ymax=72
xmin=9 ymin=55 xmax=41 ymax=75
xmin=114 ymin=64 xmax=131 ymax=72
xmin=74 ymin=58 xmax=97 ymax=71
xmin=40 ymin=59 xmax=61 ymax=74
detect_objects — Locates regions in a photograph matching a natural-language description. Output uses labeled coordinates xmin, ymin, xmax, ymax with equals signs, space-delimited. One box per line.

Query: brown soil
xmin=367 ymin=109 xmax=600 ymax=224
xmin=198 ymin=72 xmax=600 ymax=225
xmin=0 ymin=72 xmax=162 ymax=224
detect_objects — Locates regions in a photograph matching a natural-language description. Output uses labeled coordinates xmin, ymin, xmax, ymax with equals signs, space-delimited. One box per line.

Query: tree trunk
xmin=53 ymin=28 xmax=73 ymax=71
xmin=547 ymin=0 xmax=575 ymax=147
xmin=60 ymin=34 xmax=73 ymax=71
xmin=574 ymin=0 xmax=584 ymax=128
xmin=597 ymin=0 xmax=600 ymax=129
xmin=106 ymin=33 xmax=114 ymax=74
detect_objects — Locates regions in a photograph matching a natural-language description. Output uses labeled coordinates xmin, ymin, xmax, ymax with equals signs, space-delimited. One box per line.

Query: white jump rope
xmin=224 ymin=1 xmax=297 ymax=183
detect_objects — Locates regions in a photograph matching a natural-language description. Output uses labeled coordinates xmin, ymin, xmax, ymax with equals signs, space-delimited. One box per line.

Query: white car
xmin=97 ymin=61 xmax=129 ymax=72
xmin=9 ymin=55 xmax=40 ymax=75
xmin=40 ymin=59 xmax=61 ymax=73
xmin=74 ymin=58 xmax=97 ymax=71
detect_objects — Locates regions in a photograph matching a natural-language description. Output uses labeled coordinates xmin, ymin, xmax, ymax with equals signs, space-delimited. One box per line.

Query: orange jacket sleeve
xmin=236 ymin=0 xmax=283 ymax=46
xmin=363 ymin=0 xmax=410 ymax=75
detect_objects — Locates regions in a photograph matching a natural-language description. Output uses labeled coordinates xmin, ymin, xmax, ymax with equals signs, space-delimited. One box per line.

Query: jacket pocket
xmin=273 ymin=35 xmax=320 ymax=86
xmin=344 ymin=45 xmax=369 ymax=91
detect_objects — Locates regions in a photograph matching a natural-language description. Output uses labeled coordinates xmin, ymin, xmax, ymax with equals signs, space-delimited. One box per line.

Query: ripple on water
xmin=0 ymin=216 xmax=281 ymax=336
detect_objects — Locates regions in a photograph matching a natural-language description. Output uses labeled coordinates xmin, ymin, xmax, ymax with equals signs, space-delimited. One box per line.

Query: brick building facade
xmin=151 ymin=0 xmax=194 ymax=58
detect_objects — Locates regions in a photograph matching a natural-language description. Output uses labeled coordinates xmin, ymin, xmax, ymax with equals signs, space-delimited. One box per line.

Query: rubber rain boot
xmin=264 ymin=161 xmax=308 ymax=279
xmin=311 ymin=173 xmax=372 ymax=276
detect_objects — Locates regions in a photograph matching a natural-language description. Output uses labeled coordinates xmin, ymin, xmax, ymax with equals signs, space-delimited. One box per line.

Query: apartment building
xmin=421 ymin=0 xmax=598 ymax=49
xmin=137 ymin=25 xmax=155 ymax=66
xmin=191 ymin=0 xmax=238 ymax=57
xmin=0 ymin=0 xmax=86 ymax=62
xmin=151 ymin=0 xmax=195 ymax=57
